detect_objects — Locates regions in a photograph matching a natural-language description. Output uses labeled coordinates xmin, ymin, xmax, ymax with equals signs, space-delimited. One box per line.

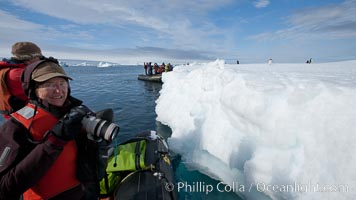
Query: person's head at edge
xmin=22 ymin=60 xmax=72 ymax=107
xmin=11 ymin=41 xmax=43 ymax=65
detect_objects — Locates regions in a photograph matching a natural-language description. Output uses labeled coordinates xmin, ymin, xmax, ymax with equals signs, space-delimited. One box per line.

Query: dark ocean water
xmin=67 ymin=65 xmax=161 ymax=135
xmin=0 ymin=65 xmax=242 ymax=200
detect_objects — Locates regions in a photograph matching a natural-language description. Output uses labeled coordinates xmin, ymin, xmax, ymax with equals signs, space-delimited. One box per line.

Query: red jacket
xmin=0 ymin=98 xmax=102 ymax=200
xmin=0 ymin=60 xmax=27 ymax=118
xmin=6 ymin=67 xmax=27 ymax=101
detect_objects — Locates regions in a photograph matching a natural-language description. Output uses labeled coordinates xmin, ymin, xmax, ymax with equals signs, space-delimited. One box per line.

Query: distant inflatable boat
xmin=137 ymin=74 xmax=162 ymax=83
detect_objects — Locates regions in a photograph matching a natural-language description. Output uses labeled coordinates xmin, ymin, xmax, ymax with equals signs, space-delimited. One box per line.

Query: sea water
xmin=0 ymin=65 xmax=242 ymax=200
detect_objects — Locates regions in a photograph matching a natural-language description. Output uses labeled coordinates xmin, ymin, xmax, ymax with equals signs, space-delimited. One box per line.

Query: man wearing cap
xmin=0 ymin=42 xmax=45 ymax=118
xmin=11 ymin=41 xmax=43 ymax=62
xmin=0 ymin=60 xmax=104 ymax=199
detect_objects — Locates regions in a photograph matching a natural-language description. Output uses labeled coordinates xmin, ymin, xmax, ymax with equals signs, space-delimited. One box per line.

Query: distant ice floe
xmin=97 ymin=61 xmax=120 ymax=67
xmin=58 ymin=60 xmax=69 ymax=67
xmin=72 ymin=62 xmax=92 ymax=67
xmin=55 ymin=60 xmax=122 ymax=67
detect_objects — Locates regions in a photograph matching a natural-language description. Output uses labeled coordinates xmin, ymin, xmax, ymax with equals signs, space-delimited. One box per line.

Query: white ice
xmin=97 ymin=61 xmax=120 ymax=67
xmin=156 ymin=60 xmax=356 ymax=200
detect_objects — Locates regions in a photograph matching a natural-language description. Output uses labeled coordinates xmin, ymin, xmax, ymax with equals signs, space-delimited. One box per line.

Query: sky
xmin=156 ymin=60 xmax=356 ymax=200
xmin=1 ymin=0 xmax=356 ymax=64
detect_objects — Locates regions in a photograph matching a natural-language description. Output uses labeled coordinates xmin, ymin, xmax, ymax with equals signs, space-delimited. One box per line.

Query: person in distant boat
xmin=148 ymin=62 xmax=153 ymax=76
xmin=159 ymin=62 xmax=165 ymax=74
xmin=169 ymin=63 xmax=173 ymax=71
xmin=268 ymin=58 xmax=273 ymax=65
xmin=153 ymin=63 xmax=160 ymax=74
xmin=144 ymin=62 xmax=148 ymax=75
xmin=165 ymin=63 xmax=173 ymax=72
xmin=0 ymin=60 xmax=107 ymax=200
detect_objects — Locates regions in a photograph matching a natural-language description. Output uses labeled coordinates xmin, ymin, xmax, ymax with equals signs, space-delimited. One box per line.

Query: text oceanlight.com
xmin=167 ymin=181 xmax=349 ymax=194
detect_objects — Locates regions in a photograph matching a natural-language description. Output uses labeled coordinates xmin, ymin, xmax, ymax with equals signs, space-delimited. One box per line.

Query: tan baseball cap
xmin=11 ymin=42 xmax=43 ymax=61
xmin=31 ymin=61 xmax=72 ymax=82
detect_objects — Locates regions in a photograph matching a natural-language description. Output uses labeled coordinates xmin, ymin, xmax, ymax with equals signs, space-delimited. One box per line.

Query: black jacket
xmin=0 ymin=97 xmax=103 ymax=200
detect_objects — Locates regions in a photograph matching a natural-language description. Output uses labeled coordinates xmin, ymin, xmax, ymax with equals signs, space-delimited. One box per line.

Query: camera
xmin=81 ymin=115 xmax=119 ymax=142
xmin=72 ymin=105 xmax=120 ymax=142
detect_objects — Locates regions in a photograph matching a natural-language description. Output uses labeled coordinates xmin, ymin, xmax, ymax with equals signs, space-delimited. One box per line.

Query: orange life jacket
xmin=11 ymin=103 xmax=81 ymax=199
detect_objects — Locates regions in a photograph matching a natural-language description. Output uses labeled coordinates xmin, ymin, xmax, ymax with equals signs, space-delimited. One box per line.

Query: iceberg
xmin=73 ymin=62 xmax=92 ymax=67
xmin=156 ymin=60 xmax=356 ymax=200
xmin=97 ymin=61 xmax=120 ymax=67
xmin=58 ymin=60 xmax=69 ymax=67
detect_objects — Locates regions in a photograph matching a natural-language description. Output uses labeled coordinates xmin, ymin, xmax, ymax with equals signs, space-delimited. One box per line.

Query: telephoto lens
xmin=81 ymin=114 xmax=120 ymax=142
